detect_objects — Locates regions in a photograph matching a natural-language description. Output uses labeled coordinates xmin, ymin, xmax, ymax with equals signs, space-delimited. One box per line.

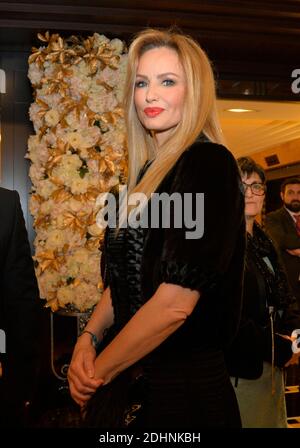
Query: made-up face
xmin=134 ymin=46 xmax=186 ymax=146
xmin=242 ymin=172 xmax=265 ymax=219
xmin=281 ymin=183 xmax=300 ymax=213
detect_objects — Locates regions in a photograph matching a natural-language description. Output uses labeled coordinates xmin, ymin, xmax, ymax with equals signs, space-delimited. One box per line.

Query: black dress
xmin=224 ymin=222 xmax=300 ymax=427
xmin=85 ymin=140 xmax=246 ymax=428
xmin=225 ymin=222 xmax=300 ymax=379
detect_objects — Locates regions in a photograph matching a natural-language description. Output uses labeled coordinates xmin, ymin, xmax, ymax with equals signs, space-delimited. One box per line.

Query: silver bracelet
xmin=80 ymin=330 xmax=99 ymax=349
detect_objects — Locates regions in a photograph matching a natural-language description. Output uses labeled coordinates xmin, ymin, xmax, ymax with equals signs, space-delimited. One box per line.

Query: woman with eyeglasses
xmin=225 ymin=156 xmax=300 ymax=428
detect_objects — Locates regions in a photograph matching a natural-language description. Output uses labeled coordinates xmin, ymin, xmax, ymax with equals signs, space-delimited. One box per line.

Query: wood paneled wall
xmin=251 ymin=138 xmax=300 ymax=172
xmin=1 ymin=0 xmax=300 ymax=80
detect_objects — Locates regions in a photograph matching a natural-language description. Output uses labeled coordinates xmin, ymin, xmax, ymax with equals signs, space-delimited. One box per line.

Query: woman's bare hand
xmin=285 ymin=352 xmax=300 ymax=367
xmin=68 ymin=333 xmax=103 ymax=407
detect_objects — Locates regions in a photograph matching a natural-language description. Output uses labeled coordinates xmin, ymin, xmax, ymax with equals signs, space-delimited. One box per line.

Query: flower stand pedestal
xmin=36 ymin=307 xmax=93 ymax=427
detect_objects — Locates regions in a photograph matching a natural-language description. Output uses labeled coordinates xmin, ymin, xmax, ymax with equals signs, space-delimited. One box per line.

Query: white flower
xmin=29 ymin=103 xmax=44 ymax=132
xmin=79 ymin=254 xmax=101 ymax=285
xmin=65 ymin=109 xmax=89 ymax=130
xmin=74 ymin=282 xmax=100 ymax=311
xmin=68 ymin=198 xmax=84 ymax=213
xmin=38 ymin=179 xmax=57 ymax=199
xmin=38 ymin=271 xmax=60 ymax=298
xmin=87 ymin=159 xmax=99 ymax=173
xmin=70 ymin=176 xmax=89 ymax=195
xmin=87 ymin=91 xmax=118 ymax=114
xmin=44 ymin=61 xmax=56 ymax=78
xmin=73 ymin=248 xmax=90 ymax=264
xmin=115 ymin=55 xmax=128 ymax=102
xmin=44 ymin=109 xmax=60 ymax=127
xmin=27 ymin=135 xmax=49 ymax=165
xmin=69 ymin=74 xmax=91 ymax=98
xmin=52 ymin=153 xmax=83 ymax=186
xmin=29 ymin=194 xmax=41 ymax=216
xmin=79 ymin=127 xmax=101 ymax=148
xmin=66 ymin=132 xmax=84 ymax=149
xmin=28 ymin=64 xmax=43 ymax=85
xmin=108 ymin=174 xmax=120 ymax=188
xmin=45 ymin=229 xmax=66 ymax=250
xmin=39 ymin=200 xmax=53 ymax=215
xmin=57 ymin=285 xmax=74 ymax=308
xmin=110 ymin=38 xmax=124 ymax=55
xmin=87 ymin=223 xmax=103 ymax=237
xmin=29 ymin=164 xmax=45 ymax=186
xmin=93 ymin=33 xmax=110 ymax=47
xmin=66 ymin=231 xmax=87 ymax=248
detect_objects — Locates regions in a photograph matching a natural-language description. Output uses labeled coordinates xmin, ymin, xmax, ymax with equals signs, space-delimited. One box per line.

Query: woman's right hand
xmin=67 ymin=333 xmax=104 ymax=407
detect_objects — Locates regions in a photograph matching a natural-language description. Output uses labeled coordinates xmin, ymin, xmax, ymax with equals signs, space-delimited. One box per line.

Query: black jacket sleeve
xmin=0 ymin=189 xmax=42 ymax=426
xmin=159 ymin=142 xmax=245 ymax=294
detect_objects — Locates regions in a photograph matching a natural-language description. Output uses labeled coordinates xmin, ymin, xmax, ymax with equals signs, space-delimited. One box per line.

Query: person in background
xmin=265 ymin=178 xmax=300 ymax=307
xmin=68 ymin=28 xmax=245 ymax=428
xmin=225 ymin=158 xmax=300 ymax=428
xmin=0 ymin=187 xmax=42 ymax=427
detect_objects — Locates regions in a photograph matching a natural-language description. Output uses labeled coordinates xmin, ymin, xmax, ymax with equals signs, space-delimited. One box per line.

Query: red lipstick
xmin=144 ymin=107 xmax=164 ymax=117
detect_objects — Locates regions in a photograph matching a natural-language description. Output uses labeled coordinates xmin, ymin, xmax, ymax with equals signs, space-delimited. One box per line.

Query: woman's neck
xmin=246 ymin=216 xmax=255 ymax=235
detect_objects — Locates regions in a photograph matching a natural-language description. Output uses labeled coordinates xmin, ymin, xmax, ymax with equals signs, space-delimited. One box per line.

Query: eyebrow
xmin=136 ymin=72 xmax=180 ymax=79
xmin=242 ymin=181 xmax=263 ymax=185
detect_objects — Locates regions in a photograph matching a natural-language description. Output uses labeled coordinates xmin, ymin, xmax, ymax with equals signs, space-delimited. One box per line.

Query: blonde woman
xmin=68 ymin=28 xmax=245 ymax=428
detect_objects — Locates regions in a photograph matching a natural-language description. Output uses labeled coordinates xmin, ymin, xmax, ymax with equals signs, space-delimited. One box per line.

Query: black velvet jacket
xmin=102 ymin=141 xmax=246 ymax=353
xmin=85 ymin=141 xmax=246 ymax=427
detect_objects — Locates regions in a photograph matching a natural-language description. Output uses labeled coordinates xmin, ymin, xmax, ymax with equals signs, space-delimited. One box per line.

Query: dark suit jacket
xmin=265 ymin=207 xmax=300 ymax=304
xmin=0 ymin=187 xmax=42 ymax=426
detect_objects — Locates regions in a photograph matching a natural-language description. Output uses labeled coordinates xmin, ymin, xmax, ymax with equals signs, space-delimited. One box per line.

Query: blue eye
xmin=135 ymin=80 xmax=147 ymax=88
xmin=162 ymin=79 xmax=175 ymax=86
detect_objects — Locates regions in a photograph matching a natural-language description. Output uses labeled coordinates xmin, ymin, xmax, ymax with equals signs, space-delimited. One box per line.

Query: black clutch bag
xmin=82 ymin=327 xmax=148 ymax=428
xmin=83 ymin=367 xmax=147 ymax=428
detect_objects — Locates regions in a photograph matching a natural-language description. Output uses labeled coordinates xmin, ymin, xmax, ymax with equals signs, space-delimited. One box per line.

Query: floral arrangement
xmin=27 ymin=32 xmax=128 ymax=312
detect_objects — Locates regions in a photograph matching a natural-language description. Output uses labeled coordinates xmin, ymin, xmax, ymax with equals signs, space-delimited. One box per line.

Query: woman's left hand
xmin=285 ymin=352 xmax=300 ymax=367
xmin=276 ymin=332 xmax=300 ymax=367
xmin=286 ymin=248 xmax=300 ymax=257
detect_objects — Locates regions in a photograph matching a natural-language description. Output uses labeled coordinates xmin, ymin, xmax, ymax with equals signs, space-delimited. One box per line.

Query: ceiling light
xmin=225 ymin=108 xmax=256 ymax=113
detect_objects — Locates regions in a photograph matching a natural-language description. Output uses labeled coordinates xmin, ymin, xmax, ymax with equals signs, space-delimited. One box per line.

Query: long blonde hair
xmin=123 ymin=28 xmax=225 ymax=203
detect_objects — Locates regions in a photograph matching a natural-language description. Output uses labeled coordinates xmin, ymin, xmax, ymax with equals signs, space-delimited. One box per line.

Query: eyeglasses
xmin=242 ymin=182 xmax=266 ymax=196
